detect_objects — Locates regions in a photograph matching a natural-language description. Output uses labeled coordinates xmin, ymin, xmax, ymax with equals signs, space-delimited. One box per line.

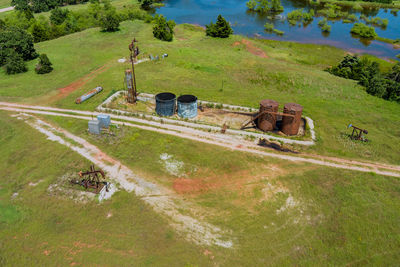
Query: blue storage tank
xmin=177 ymin=95 xmax=197 ymax=118
xmin=155 ymin=92 xmax=176 ymax=116
xmin=97 ymin=114 xmax=111 ymax=128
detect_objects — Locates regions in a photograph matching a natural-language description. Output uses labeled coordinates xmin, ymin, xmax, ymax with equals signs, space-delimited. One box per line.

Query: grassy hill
xmin=0 ymin=20 xmax=399 ymax=165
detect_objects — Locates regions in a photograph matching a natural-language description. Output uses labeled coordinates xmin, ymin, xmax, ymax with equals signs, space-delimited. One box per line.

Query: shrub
xmin=246 ymin=0 xmax=257 ymax=10
xmin=351 ymin=23 xmax=377 ymax=39
xmin=206 ymin=15 xmax=233 ymax=38
xmin=346 ymin=14 xmax=358 ymax=22
xmin=4 ymin=51 xmax=27 ymax=74
xmin=100 ymin=9 xmax=120 ymax=32
xmin=287 ymin=9 xmax=314 ymax=25
xmin=270 ymin=0 xmax=283 ymax=12
xmin=35 ymin=53 xmax=53 ymax=74
xmin=320 ymin=24 xmax=331 ymax=32
xmin=273 ymin=29 xmax=284 ymax=35
xmin=352 ymin=3 xmax=363 ymax=12
xmin=153 ymin=15 xmax=175 ymax=41
xmin=264 ymin=22 xmax=274 ymax=32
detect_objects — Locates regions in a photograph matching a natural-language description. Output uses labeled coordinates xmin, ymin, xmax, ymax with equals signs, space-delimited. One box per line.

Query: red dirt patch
xmin=232 ymin=39 xmax=268 ymax=58
xmin=173 ymin=178 xmax=209 ymax=194
xmin=172 ymin=165 xmax=286 ymax=197
xmin=54 ymin=63 xmax=111 ymax=101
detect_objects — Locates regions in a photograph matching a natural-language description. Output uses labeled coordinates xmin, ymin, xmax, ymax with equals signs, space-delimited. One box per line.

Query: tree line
xmin=327 ymin=55 xmax=400 ymax=102
xmin=12 ymin=0 xmax=89 ymax=14
xmin=2 ymin=0 xmax=151 ymax=43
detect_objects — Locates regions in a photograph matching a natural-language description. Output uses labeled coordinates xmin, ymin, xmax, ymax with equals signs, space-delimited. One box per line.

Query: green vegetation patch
xmin=0 ymin=20 xmax=399 ymax=166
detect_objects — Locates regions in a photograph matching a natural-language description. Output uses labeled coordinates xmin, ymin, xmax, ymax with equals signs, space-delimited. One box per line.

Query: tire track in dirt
xmin=12 ymin=113 xmax=234 ymax=249
xmin=1 ymin=103 xmax=399 ymax=177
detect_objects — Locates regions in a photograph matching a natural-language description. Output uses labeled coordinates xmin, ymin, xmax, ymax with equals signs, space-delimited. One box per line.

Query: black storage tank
xmin=155 ymin=92 xmax=176 ymax=116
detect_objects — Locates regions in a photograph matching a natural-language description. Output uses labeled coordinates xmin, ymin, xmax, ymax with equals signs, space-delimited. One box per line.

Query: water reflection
xmin=157 ymin=0 xmax=400 ymax=59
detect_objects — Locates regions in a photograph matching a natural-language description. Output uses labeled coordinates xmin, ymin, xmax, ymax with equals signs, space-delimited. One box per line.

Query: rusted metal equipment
xmin=258 ymin=99 xmax=279 ymax=132
xmin=75 ymin=86 xmax=103 ymax=104
xmin=281 ymin=103 xmax=303 ymax=136
xmin=70 ymin=165 xmax=109 ymax=194
xmin=348 ymin=124 xmax=368 ymax=141
xmin=127 ymin=38 xmax=140 ymax=104
xmin=240 ymin=100 xmax=295 ymax=132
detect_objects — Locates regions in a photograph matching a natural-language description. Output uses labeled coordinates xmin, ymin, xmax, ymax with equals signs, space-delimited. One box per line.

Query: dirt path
xmin=233 ymin=39 xmax=268 ymax=59
xmin=13 ymin=113 xmax=233 ymax=248
xmin=1 ymin=103 xmax=399 ymax=177
xmin=0 ymin=6 xmax=14 ymax=13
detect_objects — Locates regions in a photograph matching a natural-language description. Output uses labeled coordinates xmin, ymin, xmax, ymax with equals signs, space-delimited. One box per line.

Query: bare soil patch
xmin=233 ymin=39 xmax=268 ymax=59
xmin=54 ymin=64 xmax=110 ymax=101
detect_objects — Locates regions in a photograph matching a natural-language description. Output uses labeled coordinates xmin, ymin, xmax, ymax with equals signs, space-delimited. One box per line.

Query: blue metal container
xmin=88 ymin=120 xmax=101 ymax=135
xmin=97 ymin=114 xmax=111 ymax=128
xmin=155 ymin=92 xmax=176 ymax=116
xmin=177 ymin=95 xmax=197 ymax=118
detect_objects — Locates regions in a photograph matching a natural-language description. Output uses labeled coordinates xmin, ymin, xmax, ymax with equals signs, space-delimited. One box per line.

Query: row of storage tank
xmin=258 ymin=99 xmax=303 ymax=136
xmin=155 ymin=92 xmax=198 ymax=118
xmin=155 ymin=92 xmax=303 ymax=136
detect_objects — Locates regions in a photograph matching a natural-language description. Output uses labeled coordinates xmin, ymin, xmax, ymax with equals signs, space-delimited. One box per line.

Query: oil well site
xmin=1 ymin=11 xmax=400 ymax=266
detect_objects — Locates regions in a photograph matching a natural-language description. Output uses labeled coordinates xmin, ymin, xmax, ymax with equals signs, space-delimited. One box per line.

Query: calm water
xmin=157 ymin=0 xmax=400 ymax=59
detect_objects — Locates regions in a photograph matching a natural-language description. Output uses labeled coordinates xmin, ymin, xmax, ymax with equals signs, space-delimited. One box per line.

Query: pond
xmin=157 ymin=0 xmax=400 ymax=59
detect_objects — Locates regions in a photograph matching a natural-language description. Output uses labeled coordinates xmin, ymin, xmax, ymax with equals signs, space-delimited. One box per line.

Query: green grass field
xmin=0 ymin=0 xmax=10 ymax=9
xmin=0 ymin=20 xmax=399 ymax=165
xmin=1 ymin=16 xmax=400 ymax=265
xmin=0 ymin=111 xmax=214 ymax=266
xmin=1 ymin=112 xmax=398 ymax=265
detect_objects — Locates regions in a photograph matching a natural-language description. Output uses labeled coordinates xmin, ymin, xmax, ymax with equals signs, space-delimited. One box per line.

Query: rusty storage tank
xmin=258 ymin=99 xmax=279 ymax=132
xmin=155 ymin=92 xmax=176 ymax=116
xmin=281 ymin=103 xmax=303 ymax=135
xmin=177 ymin=95 xmax=197 ymax=118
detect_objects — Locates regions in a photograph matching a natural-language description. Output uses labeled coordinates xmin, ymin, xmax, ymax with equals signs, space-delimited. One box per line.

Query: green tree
xmin=256 ymin=0 xmax=270 ymax=13
xmin=270 ymin=0 xmax=283 ymax=12
xmin=152 ymin=15 xmax=175 ymax=41
xmin=11 ymin=0 xmax=30 ymax=12
xmin=35 ymin=53 xmax=53 ymax=74
xmin=50 ymin=7 xmax=70 ymax=25
xmin=387 ymin=63 xmax=400 ymax=83
xmin=139 ymin=0 xmax=153 ymax=10
xmin=246 ymin=0 xmax=257 ymax=10
xmin=0 ymin=26 xmax=37 ymax=63
xmin=29 ymin=18 xmax=51 ymax=42
xmin=4 ymin=51 xmax=27 ymax=74
xmin=366 ymin=75 xmax=387 ymax=98
xmin=206 ymin=15 xmax=233 ymax=38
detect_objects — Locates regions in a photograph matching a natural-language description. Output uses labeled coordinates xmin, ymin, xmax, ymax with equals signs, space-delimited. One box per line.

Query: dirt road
xmin=1 ymin=102 xmax=399 ymax=177
xmin=13 ymin=113 xmax=233 ymax=248
xmin=0 ymin=6 xmax=14 ymax=13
